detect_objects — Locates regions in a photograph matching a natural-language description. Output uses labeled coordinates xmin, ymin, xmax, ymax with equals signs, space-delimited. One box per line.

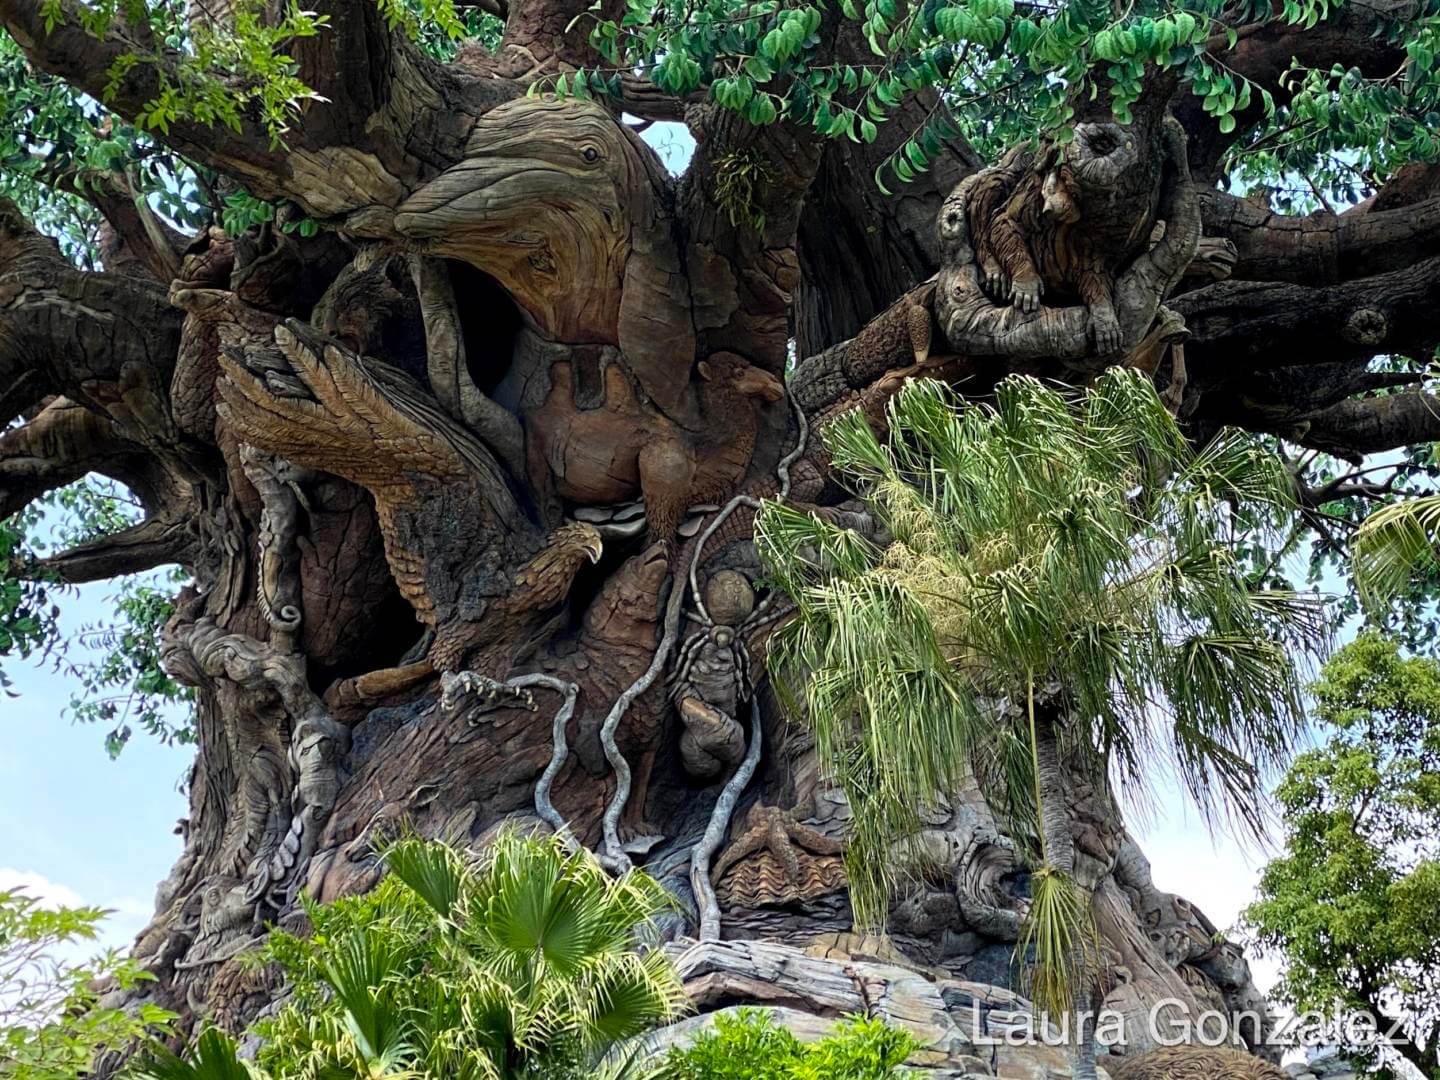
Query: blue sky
xmin=0 ymin=579 xmax=192 ymax=949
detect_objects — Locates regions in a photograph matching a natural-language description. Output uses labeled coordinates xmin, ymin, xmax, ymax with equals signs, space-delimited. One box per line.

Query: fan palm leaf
xmin=127 ymin=1028 xmax=262 ymax=1080
xmin=187 ymin=833 xmax=687 ymax=1080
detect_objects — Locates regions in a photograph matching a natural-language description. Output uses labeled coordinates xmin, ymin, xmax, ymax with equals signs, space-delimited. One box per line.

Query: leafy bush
xmin=1245 ymin=633 xmax=1440 ymax=1079
xmin=662 ymin=1009 xmax=917 ymax=1080
xmin=133 ymin=832 xmax=689 ymax=1080
xmin=0 ymin=888 xmax=174 ymax=1078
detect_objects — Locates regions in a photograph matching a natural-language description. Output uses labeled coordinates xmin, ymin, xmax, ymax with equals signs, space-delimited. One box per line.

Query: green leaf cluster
xmin=133 ymin=832 xmax=690 ymax=1080
xmin=663 ymin=1009 xmax=917 ymax=1080
xmin=570 ymin=0 xmax=1440 ymax=190
xmin=0 ymin=24 xmax=211 ymax=263
xmin=1 ymin=478 xmax=193 ymax=754
xmin=376 ymin=0 xmax=503 ymax=60
xmin=0 ymin=506 xmax=57 ymax=698
xmin=1 ymin=888 xmax=175 ymax=1078
xmin=1245 ymin=633 xmax=1440 ymax=1077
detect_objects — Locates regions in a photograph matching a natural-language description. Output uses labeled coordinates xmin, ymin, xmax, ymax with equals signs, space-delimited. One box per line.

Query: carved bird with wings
xmin=216 ymin=320 xmax=600 ymax=687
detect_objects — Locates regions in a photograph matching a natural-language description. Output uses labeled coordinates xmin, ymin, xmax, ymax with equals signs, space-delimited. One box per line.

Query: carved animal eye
xmin=581 ymin=146 xmax=600 ymax=163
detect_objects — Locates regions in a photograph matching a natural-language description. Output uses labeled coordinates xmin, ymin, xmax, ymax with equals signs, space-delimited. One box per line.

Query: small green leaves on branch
xmin=0 ymin=888 xmax=176 ymax=1078
xmin=570 ymin=0 xmax=1440 ymax=192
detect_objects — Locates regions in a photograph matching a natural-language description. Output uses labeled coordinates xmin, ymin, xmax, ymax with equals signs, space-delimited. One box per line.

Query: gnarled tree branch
xmin=1200 ymin=188 xmax=1440 ymax=284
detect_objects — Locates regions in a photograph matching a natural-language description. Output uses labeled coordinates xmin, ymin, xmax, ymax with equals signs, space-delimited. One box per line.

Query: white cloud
xmin=0 ymin=869 xmax=150 ymax=952
xmin=0 ymin=867 xmax=86 ymax=910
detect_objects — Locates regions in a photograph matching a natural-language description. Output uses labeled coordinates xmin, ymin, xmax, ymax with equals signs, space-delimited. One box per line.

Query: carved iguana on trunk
xmin=790 ymin=282 xmax=938 ymax=415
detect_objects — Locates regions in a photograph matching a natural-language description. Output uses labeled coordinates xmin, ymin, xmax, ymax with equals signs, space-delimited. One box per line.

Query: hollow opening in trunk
xmin=447 ymin=259 xmax=523 ymax=396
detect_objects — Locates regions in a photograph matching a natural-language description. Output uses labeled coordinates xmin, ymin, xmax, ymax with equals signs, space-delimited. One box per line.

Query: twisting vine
xmin=597 ymin=391 xmax=806 ymax=874
xmin=690 ymin=700 xmax=763 ymax=940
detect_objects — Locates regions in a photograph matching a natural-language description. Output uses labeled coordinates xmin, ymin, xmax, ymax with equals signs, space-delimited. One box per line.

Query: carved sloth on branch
xmin=963 ymin=122 xmax=1143 ymax=355
xmin=935 ymin=116 xmax=1200 ymax=365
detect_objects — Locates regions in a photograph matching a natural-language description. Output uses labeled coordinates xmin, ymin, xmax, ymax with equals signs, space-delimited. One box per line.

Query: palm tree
xmin=130 ymin=832 xmax=687 ymax=1080
xmin=1351 ymin=493 xmax=1440 ymax=615
xmin=755 ymin=369 xmax=1327 ymax=1080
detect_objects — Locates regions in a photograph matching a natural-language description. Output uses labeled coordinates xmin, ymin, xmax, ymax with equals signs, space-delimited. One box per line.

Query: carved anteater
xmin=1108 ymin=1045 xmax=1286 ymax=1080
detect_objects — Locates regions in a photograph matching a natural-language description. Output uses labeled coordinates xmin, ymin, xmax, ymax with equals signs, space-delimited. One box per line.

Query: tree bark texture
xmin=1 ymin=0 xmax=1434 ymax=1061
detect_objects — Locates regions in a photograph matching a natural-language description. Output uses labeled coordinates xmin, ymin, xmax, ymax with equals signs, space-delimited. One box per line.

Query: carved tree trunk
xmin=3 ymin=0 xmax=1438 ymax=1064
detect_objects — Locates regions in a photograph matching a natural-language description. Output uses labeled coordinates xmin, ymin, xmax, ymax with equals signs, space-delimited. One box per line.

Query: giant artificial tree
xmin=1 ymin=0 xmax=1438 ymax=1059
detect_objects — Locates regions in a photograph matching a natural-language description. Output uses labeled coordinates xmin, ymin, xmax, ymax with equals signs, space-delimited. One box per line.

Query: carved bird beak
xmin=584 ymin=533 xmax=604 ymax=563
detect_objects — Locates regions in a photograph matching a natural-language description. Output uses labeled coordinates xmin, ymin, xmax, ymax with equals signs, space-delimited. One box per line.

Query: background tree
xmin=1245 ymin=633 xmax=1440 ymax=1080
xmin=0 ymin=889 xmax=174 ymax=1078
xmin=756 ymin=371 xmax=1324 ymax=1076
xmin=0 ymin=0 xmax=1436 ymax=1054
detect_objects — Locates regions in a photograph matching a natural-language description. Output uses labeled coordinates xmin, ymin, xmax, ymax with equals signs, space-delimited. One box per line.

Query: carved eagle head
xmin=394 ymin=98 xmax=697 ymax=413
xmin=507 ymin=521 xmax=604 ymax=615
xmin=393 ymin=98 xmax=664 ymax=341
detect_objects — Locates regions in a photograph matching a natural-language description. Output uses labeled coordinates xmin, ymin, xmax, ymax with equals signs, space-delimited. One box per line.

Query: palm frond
xmin=1352 ymin=493 xmax=1440 ymax=614
xmin=582 ymin=949 xmax=690 ymax=1045
xmin=757 ymin=370 xmax=1328 ymax=938
xmin=1018 ymin=867 xmax=1099 ymax=1023
xmin=128 ymin=1028 xmax=261 ymax=1080
xmin=320 ymin=926 xmax=417 ymax=1068
xmin=383 ymin=835 xmax=471 ymax=920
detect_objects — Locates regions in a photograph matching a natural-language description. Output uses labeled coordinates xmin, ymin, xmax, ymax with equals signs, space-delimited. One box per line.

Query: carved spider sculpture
xmin=670 ymin=570 xmax=784 ymax=779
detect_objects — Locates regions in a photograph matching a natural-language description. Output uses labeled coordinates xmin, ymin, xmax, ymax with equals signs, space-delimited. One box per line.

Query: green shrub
xmin=0 ymin=889 xmax=174 ymax=1078
xmin=132 ymin=832 xmax=688 ymax=1080
xmin=662 ymin=1009 xmax=916 ymax=1080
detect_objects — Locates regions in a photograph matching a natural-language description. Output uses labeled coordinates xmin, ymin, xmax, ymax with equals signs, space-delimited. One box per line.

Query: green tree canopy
xmin=1245 ymin=633 xmax=1440 ymax=1080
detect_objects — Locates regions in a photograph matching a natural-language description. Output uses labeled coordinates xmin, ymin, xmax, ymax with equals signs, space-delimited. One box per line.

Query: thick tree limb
xmin=468 ymin=0 xmax=622 ymax=77
xmin=1365 ymin=162 xmax=1440 ymax=213
xmin=1175 ymin=254 xmax=1440 ymax=377
xmin=0 ymin=0 xmax=515 ymax=219
xmin=1293 ymin=393 xmax=1440 ymax=460
xmin=0 ymin=199 xmax=183 ymax=421
xmin=0 ymin=399 xmax=139 ymax=518
xmin=17 ymin=515 xmax=196 ymax=583
xmin=1200 ymin=189 xmax=1440 ymax=284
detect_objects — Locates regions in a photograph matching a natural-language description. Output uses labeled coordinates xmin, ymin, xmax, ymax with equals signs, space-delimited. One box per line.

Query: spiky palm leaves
xmin=131 ymin=833 xmax=686 ymax=1080
xmin=755 ymin=370 xmax=1325 ymax=1071
xmin=1352 ymin=493 xmax=1440 ymax=614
